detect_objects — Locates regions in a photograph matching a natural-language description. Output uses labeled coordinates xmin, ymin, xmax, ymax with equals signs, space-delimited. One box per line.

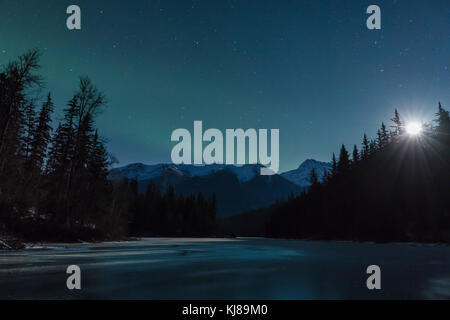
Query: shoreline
xmin=2 ymin=236 xmax=448 ymax=252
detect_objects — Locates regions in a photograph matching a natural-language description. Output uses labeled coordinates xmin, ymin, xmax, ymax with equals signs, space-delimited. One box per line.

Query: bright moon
xmin=405 ymin=122 xmax=423 ymax=136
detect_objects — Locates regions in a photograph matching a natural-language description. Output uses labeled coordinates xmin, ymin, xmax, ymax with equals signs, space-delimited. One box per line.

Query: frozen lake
xmin=0 ymin=238 xmax=449 ymax=299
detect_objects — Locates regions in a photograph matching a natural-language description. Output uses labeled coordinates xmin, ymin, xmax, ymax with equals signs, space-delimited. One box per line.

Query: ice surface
xmin=0 ymin=238 xmax=448 ymax=299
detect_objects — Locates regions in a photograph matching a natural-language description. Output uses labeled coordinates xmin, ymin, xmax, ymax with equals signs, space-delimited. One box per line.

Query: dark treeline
xmin=0 ymin=50 xmax=216 ymax=242
xmin=117 ymin=180 xmax=216 ymax=236
xmin=266 ymin=106 xmax=450 ymax=242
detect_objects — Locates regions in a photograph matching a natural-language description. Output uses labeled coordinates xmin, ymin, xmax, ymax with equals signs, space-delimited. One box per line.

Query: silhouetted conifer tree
xmin=21 ymin=101 xmax=35 ymax=163
xmin=362 ymin=134 xmax=370 ymax=160
xmin=337 ymin=144 xmax=350 ymax=175
xmin=391 ymin=109 xmax=403 ymax=136
xmin=379 ymin=122 xmax=389 ymax=148
xmin=352 ymin=144 xmax=360 ymax=164
xmin=30 ymin=93 xmax=53 ymax=171
xmin=331 ymin=153 xmax=337 ymax=177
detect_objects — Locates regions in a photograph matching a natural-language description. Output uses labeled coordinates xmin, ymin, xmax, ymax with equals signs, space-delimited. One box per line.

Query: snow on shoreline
xmin=4 ymin=237 xmax=444 ymax=252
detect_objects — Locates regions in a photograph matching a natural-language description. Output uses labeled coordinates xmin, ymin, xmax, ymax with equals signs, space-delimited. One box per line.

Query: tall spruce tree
xmin=0 ymin=50 xmax=42 ymax=206
xmin=331 ymin=153 xmax=337 ymax=177
xmin=337 ymin=144 xmax=350 ymax=175
xmin=0 ymin=49 xmax=42 ymax=172
xmin=362 ymin=134 xmax=370 ymax=160
xmin=21 ymin=101 xmax=36 ymax=163
xmin=379 ymin=122 xmax=389 ymax=148
xmin=369 ymin=140 xmax=377 ymax=156
xmin=352 ymin=144 xmax=360 ymax=164
xmin=391 ymin=109 xmax=403 ymax=136
xmin=30 ymin=93 xmax=53 ymax=171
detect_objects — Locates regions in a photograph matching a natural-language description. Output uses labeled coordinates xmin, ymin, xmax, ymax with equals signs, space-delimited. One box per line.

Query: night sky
xmin=1 ymin=0 xmax=450 ymax=172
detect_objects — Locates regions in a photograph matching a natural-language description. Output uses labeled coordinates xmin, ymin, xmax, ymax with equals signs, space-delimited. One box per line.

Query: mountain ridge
xmin=109 ymin=160 xmax=332 ymax=217
xmin=109 ymin=159 xmax=331 ymax=187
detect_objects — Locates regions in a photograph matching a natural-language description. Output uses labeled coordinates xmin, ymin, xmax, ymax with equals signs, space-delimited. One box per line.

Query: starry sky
xmin=1 ymin=0 xmax=450 ymax=172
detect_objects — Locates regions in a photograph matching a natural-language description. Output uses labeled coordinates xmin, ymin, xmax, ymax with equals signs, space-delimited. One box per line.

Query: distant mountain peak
xmin=109 ymin=162 xmax=307 ymax=217
xmin=281 ymin=159 xmax=332 ymax=187
xmin=109 ymin=162 xmax=269 ymax=183
xmin=298 ymin=159 xmax=329 ymax=169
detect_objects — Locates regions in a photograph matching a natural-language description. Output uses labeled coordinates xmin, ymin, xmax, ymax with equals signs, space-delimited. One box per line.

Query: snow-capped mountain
xmin=109 ymin=159 xmax=330 ymax=217
xmin=109 ymin=163 xmax=265 ymax=183
xmin=110 ymin=159 xmax=332 ymax=188
xmin=109 ymin=163 xmax=298 ymax=217
xmin=280 ymin=159 xmax=332 ymax=187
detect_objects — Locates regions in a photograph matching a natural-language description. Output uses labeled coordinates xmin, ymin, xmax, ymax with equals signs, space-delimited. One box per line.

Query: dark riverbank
xmin=0 ymin=234 xmax=25 ymax=250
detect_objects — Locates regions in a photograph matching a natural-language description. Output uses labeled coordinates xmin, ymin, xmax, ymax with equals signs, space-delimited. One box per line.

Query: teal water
xmin=0 ymin=238 xmax=448 ymax=299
